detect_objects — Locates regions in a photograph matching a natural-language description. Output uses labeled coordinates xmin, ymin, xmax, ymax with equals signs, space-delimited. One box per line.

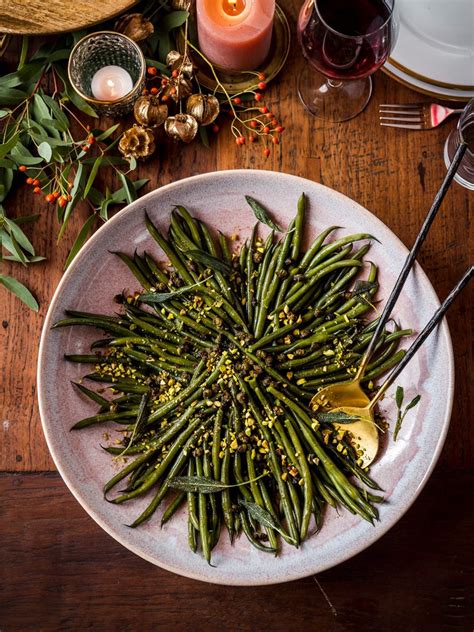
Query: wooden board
xmin=0 ymin=0 xmax=137 ymax=35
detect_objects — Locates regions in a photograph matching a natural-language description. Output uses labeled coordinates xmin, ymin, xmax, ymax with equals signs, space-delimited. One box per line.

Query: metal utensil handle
xmin=355 ymin=139 xmax=468 ymax=380
xmin=371 ymin=266 xmax=473 ymax=406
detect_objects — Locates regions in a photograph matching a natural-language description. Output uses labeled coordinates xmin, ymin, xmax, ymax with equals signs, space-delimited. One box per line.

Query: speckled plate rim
xmin=37 ymin=170 xmax=454 ymax=586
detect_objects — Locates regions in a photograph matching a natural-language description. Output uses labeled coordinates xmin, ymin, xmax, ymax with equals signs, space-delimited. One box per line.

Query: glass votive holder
xmin=68 ymin=31 xmax=146 ymax=118
xmin=444 ymin=98 xmax=474 ymax=190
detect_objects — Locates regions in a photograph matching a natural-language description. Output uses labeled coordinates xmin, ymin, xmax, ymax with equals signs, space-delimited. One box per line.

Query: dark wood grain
xmin=0 ymin=470 xmax=473 ymax=631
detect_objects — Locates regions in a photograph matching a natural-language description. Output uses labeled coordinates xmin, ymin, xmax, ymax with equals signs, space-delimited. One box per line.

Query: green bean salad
xmin=54 ymin=194 xmax=410 ymax=563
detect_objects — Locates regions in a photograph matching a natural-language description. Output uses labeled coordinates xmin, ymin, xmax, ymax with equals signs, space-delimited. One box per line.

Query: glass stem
xmin=327 ymin=79 xmax=343 ymax=88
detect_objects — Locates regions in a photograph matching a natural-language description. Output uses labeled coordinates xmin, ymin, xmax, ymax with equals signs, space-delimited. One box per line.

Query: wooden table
xmin=1 ymin=2 xmax=473 ymax=629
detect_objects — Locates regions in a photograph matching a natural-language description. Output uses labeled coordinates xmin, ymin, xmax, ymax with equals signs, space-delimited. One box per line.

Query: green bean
xmin=161 ymin=492 xmax=186 ymax=526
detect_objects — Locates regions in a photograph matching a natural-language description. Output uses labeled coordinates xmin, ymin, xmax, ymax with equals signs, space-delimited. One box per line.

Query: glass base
xmin=297 ymin=65 xmax=372 ymax=122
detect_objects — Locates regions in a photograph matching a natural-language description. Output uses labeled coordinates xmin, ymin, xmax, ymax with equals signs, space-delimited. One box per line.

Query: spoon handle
xmin=355 ymin=138 xmax=468 ymax=380
xmin=370 ymin=266 xmax=474 ymax=406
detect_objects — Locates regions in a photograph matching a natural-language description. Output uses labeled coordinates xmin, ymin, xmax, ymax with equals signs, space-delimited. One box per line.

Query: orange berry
xmin=263 ymin=125 xmax=270 ymax=134
xmin=276 ymin=125 xmax=284 ymax=133
xmin=53 ymin=191 xmax=60 ymax=199
xmin=233 ymin=97 xmax=242 ymax=105
xmin=88 ymin=135 xmax=95 ymax=144
xmin=258 ymin=81 xmax=267 ymax=90
xmin=45 ymin=193 xmax=54 ymax=203
xmin=68 ymin=181 xmax=73 ymax=189
xmin=263 ymin=147 xmax=271 ymax=158
xmin=255 ymin=93 xmax=263 ymax=102
xmin=162 ymin=94 xmax=169 ymax=102
xmin=161 ymin=78 xmax=169 ymax=86
xmin=142 ymin=88 xmax=149 ymax=95
xmin=212 ymin=124 xmax=220 ymax=133
xmin=171 ymin=69 xmax=179 ymax=78
xmin=33 ymin=179 xmax=40 ymax=186
xmin=235 ymin=136 xmax=245 ymax=146
xmin=19 ymin=165 xmax=27 ymax=172
xmin=259 ymin=106 xmax=269 ymax=114
xmin=272 ymin=136 xmax=279 ymax=144
xmin=150 ymin=86 xmax=159 ymax=95
xmin=258 ymin=72 xmax=266 ymax=81
xmin=169 ymin=86 xmax=177 ymax=95
xmin=249 ymin=135 xmax=256 ymax=143
xmin=249 ymin=120 xmax=258 ymax=129
xmin=26 ymin=177 xmax=34 ymax=185
xmin=33 ymin=186 xmax=41 ymax=194
xmin=147 ymin=66 xmax=157 ymax=76
xmin=58 ymin=196 xmax=67 ymax=208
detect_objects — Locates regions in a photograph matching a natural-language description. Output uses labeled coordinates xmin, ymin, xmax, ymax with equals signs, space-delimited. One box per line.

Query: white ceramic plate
xmin=37 ymin=170 xmax=454 ymax=585
xmin=383 ymin=60 xmax=474 ymax=102
xmin=390 ymin=0 xmax=474 ymax=90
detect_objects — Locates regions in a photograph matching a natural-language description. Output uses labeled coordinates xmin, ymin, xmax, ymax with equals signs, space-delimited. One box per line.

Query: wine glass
xmin=297 ymin=0 xmax=398 ymax=122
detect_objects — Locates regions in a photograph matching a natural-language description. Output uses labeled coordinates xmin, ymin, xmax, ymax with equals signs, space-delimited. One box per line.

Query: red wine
xmin=298 ymin=0 xmax=394 ymax=80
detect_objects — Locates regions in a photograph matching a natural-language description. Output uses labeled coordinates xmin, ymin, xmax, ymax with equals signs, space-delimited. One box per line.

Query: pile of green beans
xmin=54 ymin=194 xmax=410 ymax=563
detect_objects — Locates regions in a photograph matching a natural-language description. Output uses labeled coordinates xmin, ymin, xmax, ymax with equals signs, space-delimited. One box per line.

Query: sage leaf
xmin=186 ymin=249 xmax=231 ymax=274
xmin=395 ymin=385 xmax=404 ymax=409
xmin=245 ymin=195 xmax=282 ymax=232
xmin=119 ymin=392 xmax=150 ymax=456
xmin=140 ymin=279 xmax=208 ymax=304
xmin=405 ymin=394 xmax=421 ymax=412
xmin=239 ymin=499 xmax=296 ymax=542
xmin=0 ymin=275 xmax=39 ymax=311
xmin=168 ymin=471 xmax=268 ymax=494
xmin=315 ymin=411 xmax=362 ymax=424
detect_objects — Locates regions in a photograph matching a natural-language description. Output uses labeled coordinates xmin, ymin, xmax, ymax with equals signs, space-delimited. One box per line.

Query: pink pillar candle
xmin=196 ymin=0 xmax=275 ymax=71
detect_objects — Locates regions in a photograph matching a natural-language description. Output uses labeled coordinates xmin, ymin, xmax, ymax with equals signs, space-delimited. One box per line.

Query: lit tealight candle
xmin=91 ymin=65 xmax=134 ymax=102
xmin=197 ymin=0 xmax=275 ymax=71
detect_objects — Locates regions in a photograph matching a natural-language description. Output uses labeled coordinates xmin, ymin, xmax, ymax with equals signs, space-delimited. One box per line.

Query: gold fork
xmin=379 ymin=103 xmax=463 ymax=130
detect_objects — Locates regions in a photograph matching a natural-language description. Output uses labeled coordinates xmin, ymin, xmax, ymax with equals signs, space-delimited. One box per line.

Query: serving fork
xmin=379 ymin=103 xmax=463 ymax=130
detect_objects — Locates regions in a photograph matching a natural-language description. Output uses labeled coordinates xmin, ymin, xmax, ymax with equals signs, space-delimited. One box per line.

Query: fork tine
xmin=380 ymin=122 xmax=423 ymax=130
xmin=380 ymin=115 xmax=423 ymax=122
xmin=379 ymin=109 xmax=423 ymax=116
xmin=379 ymin=103 xmax=422 ymax=109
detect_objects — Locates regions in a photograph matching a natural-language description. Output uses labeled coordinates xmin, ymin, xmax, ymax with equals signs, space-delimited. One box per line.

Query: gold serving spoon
xmin=311 ymin=130 xmax=471 ymax=466
xmin=318 ymin=267 xmax=472 ymax=467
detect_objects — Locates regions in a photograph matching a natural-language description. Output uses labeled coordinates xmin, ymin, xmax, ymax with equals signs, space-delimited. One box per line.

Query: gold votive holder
xmin=68 ymin=31 xmax=146 ymax=118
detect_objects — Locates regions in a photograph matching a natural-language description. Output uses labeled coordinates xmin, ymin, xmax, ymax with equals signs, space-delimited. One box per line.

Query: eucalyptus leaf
xmin=0 ymin=87 xmax=29 ymax=106
xmin=239 ymin=499 xmax=296 ymax=542
xmin=0 ymin=274 xmax=39 ymax=311
xmin=5 ymin=217 xmax=35 ymax=255
xmin=64 ymin=214 xmax=96 ymax=269
xmin=0 ymin=62 xmax=43 ymax=89
xmin=0 ymin=132 xmax=20 ymax=160
xmin=186 ymin=249 xmax=231 ymax=274
xmin=38 ymin=141 xmax=52 ymax=162
xmin=245 ymin=195 xmax=282 ymax=232
xmin=93 ymin=124 xmax=121 ymax=142
xmin=83 ymin=156 xmax=103 ymax=198
xmin=118 ymin=171 xmax=136 ymax=205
